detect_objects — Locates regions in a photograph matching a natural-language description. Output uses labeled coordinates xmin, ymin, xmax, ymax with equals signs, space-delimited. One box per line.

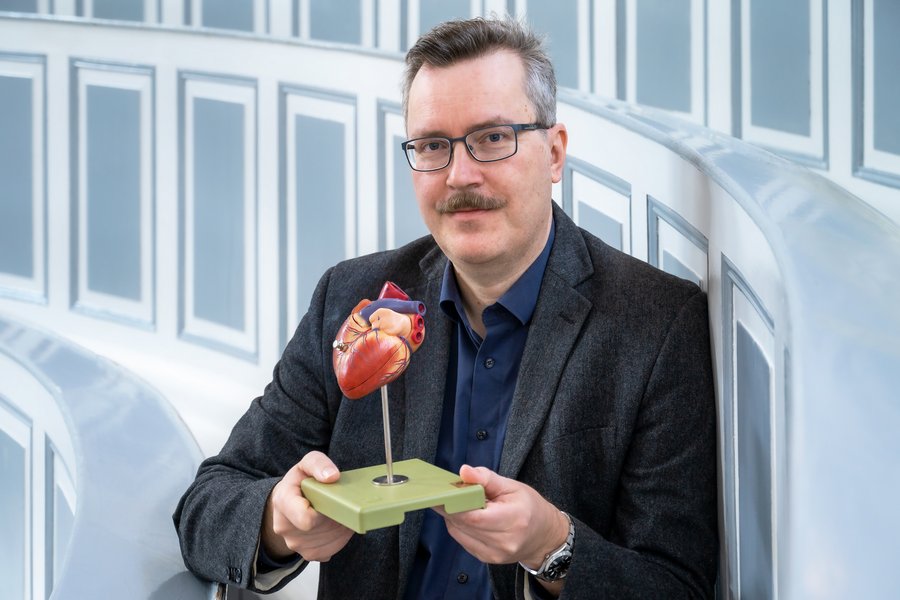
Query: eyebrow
xmin=409 ymin=117 xmax=515 ymax=139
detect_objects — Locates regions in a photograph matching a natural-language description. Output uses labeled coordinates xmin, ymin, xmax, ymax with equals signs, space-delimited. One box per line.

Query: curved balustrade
xmin=0 ymin=313 xmax=213 ymax=599
xmin=1 ymin=14 xmax=899 ymax=600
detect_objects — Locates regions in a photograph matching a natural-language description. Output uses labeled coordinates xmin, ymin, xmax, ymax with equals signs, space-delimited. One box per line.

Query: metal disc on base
xmin=372 ymin=474 xmax=409 ymax=486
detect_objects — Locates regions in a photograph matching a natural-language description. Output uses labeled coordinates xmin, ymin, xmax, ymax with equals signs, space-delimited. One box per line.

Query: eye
xmin=416 ymin=139 xmax=448 ymax=154
xmin=473 ymin=127 xmax=511 ymax=145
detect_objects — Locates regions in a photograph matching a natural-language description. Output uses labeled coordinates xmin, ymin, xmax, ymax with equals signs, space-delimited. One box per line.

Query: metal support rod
xmin=380 ymin=385 xmax=395 ymax=483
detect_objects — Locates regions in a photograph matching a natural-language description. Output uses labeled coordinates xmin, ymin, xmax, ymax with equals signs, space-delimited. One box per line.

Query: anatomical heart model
xmin=300 ymin=282 xmax=484 ymax=533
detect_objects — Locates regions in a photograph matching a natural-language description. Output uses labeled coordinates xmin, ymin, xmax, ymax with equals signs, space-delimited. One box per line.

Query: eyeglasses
xmin=401 ymin=123 xmax=548 ymax=172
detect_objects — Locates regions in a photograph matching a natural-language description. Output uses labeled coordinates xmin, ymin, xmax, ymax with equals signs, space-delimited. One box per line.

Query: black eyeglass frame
xmin=400 ymin=123 xmax=548 ymax=172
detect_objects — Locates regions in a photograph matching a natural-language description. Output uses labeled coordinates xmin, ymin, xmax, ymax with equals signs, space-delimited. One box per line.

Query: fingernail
xmin=321 ymin=467 xmax=336 ymax=479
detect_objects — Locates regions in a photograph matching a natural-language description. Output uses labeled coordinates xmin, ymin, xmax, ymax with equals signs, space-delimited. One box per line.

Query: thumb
xmin=459 ymin=464 xmax=510 ymax=499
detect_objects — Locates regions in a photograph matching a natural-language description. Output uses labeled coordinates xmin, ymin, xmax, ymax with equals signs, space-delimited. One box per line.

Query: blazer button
xmin=476 ymin=429 xmax=489 ymax=441
xmin=457 ymin=572 xmax=469 ymax=584
xmin=484 ymin=357 xmax=495 ymax=369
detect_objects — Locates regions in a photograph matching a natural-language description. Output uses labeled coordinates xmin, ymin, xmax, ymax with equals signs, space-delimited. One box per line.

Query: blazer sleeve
xmin=172 ymin=268 xmax=340 ymax=594
xmin=552 ymin=289 xmax=719 ymax=599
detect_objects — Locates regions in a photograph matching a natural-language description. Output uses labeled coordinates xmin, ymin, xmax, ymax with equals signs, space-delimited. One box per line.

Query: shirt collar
xmin=440 ymin=216 xmax=556 ymax=327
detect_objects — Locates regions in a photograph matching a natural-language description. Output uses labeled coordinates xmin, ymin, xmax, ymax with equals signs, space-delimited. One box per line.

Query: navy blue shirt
xmin=404 ymin=221 xmax=555 ymax=600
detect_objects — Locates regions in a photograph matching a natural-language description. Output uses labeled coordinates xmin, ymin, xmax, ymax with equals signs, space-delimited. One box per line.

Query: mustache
xmin=435 ymin=192 xmax=507 ymax=214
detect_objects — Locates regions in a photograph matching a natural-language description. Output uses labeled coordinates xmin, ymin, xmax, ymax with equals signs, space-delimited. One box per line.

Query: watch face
xmin=542 ymin=554 xmax=572 ymax=581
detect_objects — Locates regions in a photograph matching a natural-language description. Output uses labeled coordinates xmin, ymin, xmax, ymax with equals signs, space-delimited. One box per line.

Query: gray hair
xmin=402 ymin=17 xmax=557 ymax=128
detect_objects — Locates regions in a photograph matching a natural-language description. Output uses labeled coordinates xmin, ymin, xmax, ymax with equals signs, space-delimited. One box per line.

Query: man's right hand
xmin=261 ymin=451 xmax=354 ymax=562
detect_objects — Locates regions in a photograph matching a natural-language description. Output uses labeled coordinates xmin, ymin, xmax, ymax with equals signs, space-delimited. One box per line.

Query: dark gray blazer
xmin=174 ymin=203 xmax=718 ymax=599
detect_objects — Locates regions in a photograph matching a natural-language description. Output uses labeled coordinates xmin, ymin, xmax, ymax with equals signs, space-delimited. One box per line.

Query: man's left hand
xmin=435 ymin=464 xmax=569 ymax=568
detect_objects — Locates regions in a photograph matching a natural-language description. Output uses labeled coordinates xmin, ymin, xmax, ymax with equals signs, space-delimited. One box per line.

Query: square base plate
xmin=300 ymin=458 xmax=485 ymax=534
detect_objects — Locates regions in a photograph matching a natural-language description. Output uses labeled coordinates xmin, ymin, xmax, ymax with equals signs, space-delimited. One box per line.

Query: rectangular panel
xmin=199 ymin=0 xmax=254 ymax=30
xmin=0 ymin=0 xmax=38 ymax=11
xmin=310 ymin=0 xmax=361 ymax=43
xmin=736 ymin=320 xmax=773 ymax=599
xmin=0 ymin=55 xmax=45 ymax=303
xmin=647 ymin=196 xmax=708 ymax=290
xmin=0 ymin=400 xmax=30 ymax=600
xmin=750 ymin=0 xmax=810 ymax=136
xmin=526 ymin=0 xmax=580 ymax=90
xmin=626 ymin=0 xmax=705 ymax=122
xmin=739 ymin=0 xmax=826 ymax=164
xmin=721 ymin=256 xmax=776 ymax=600
xmin=380 ymin=104 xmax=427 ymax=251
xmin=73 ymin=61 xmax=154 ymax=326
xmin=86 ymin=86 xmax=142 ymax=300
xmin=0 ymin=75 xmax=34 ymax=278
xmin=565 ymin=159 xmax=632 ymax=254
xmin=46 ymin=446 xmax=75 ymax=595
xmin=181 ymin=74 xmax=257 ymax=357
xmin=419 ymin=0 xmax=469 ymax=34
xmin=281 ymin=87 xmax=355 ymax=344
xmin=856 ymin=0 xmax=900 ymax=187
xmin=91 ymin=0 xmax=144 ymax=21
xmin=635 ymin=0 xmax=692 ymax=113
xmin=872 ymin=0 xmax=900 ymax=155
xmin=193 ymin=98 xmax=246 ymax=330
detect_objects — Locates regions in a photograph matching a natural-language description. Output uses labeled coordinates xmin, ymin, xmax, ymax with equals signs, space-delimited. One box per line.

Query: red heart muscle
xmin=332 ymin=282 xmax=425 ymax=399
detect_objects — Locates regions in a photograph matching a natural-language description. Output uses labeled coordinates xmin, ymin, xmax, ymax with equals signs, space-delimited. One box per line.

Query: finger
xmin=460 ymin=464 xmax=516 ymax=502
xmin=298 ymin=451 xmax=341 ymax=483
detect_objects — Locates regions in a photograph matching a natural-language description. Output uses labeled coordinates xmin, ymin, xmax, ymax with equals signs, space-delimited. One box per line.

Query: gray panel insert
xmin=0 ymin=424 xmax=27 ymax=599
xmin=392 ymin=133 xmax=428 ymax=247
xmin=93 ymin=0 xmax=144 ymax=21
xmin=295 ymin=115 xmax=346 ymax=316
xmin=635 ymin=0 xmax=692 ymax=112
xmin=873 ymin=0 xmax=900 ymax=155
xmin=420 ymin=0 xmax=470 ymax=35
xmin=0 ymin=75 xmax=34 ymax=278
xmin=310 ymin=0 xmax=362 ymax=44
xmin=581 ymin=203 xmax=623 ymax=251
xmin=86 ymin=85 xmax=142 ymax=301
xmin=201 ymin=0 xmax=254 ymax=31
xmin=736 ymin=321 xmax=773 ymax=600
xmin=750 ymin=0 xmax=811 ymax=136
xmin=192 ymin=97 xmax=246 ymax=330
xmin=527 ymin=0 xmax=580 ymax=90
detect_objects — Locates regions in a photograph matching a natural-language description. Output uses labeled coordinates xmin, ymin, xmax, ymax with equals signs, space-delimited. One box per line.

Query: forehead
xmin=406 ymin=50 xmax=533 ymax=135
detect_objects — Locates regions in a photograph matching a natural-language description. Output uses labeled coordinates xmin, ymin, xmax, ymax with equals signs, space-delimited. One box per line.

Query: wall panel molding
xmin=279 ymin=84 xmax=356 ymax=346
xmin=563 ymin=156 xmax=632 ymax=253
xmin=0 ymin=53 xmax=46 ymax=304
xmin=647 ymin=195 xmax=708 ymax=289
xmin=735 ymin=0 xmax=829 ymax=168
xmin=70 ymin=59 xmax=155 ymax=327
xmin=852 ymin=0 xmax=900 ymax=189
xmin=721 ymin=254 xmax=777 ymax=600
xmin=179 ymin=71 xmax=258 ymax=359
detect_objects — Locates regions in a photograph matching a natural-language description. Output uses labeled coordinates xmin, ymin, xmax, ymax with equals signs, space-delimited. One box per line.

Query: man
xmin=175 ymin=17 xmax=718 ymax=599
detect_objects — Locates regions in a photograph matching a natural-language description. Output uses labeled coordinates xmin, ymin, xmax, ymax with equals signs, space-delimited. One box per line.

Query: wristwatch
xmin=519 ymin=511 xmax=575 ymax=583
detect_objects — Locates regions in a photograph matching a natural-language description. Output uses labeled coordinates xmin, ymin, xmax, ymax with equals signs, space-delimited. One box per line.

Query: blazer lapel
xmin=499 ymin=205 xmax=594 ymax=479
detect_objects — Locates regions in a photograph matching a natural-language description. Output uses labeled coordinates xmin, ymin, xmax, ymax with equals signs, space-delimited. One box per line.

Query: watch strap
xmin=519 ymin=511 xmax=575 ymax=583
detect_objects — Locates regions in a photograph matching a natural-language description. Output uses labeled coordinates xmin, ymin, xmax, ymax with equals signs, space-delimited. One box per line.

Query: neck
xmin=452 ymin=216 xmax=552 ymax=337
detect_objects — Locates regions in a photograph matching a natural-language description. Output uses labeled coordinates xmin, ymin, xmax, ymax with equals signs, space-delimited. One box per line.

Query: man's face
xmin=405 ymin=50 xmax=567 ymax=276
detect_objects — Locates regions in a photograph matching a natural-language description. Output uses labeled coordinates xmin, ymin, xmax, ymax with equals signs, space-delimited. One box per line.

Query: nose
xmin=445 ymin=139 xmax=484 ymax=189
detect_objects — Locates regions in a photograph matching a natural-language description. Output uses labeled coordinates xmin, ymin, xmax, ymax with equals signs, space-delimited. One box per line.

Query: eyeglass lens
xmin=406 ymin=125 xmax=519 ymax=171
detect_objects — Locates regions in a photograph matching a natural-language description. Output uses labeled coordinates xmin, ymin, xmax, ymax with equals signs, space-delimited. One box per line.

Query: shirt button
xmin=457 ymin=572 xmax=469 ymax=584
xmin=484 ymin=357 xmax=495 ymax=368
xmin=476 ymin=429 xmax=489 ymax=441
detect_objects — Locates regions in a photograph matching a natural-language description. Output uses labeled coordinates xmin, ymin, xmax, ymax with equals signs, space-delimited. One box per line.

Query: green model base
xmin=301 ymin=458 xmax=485 ymax=534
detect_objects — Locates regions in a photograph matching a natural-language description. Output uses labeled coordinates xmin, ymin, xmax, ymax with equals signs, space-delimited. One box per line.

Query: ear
xmin=547 ymin=123 xmax=568 ymax=184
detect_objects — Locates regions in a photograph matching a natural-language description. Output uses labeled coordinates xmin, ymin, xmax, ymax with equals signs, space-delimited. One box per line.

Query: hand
xmin=261 ymin=451 xmax=354 ymax=562
xmin=435 ymin=465 xmax=569 ymax=568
